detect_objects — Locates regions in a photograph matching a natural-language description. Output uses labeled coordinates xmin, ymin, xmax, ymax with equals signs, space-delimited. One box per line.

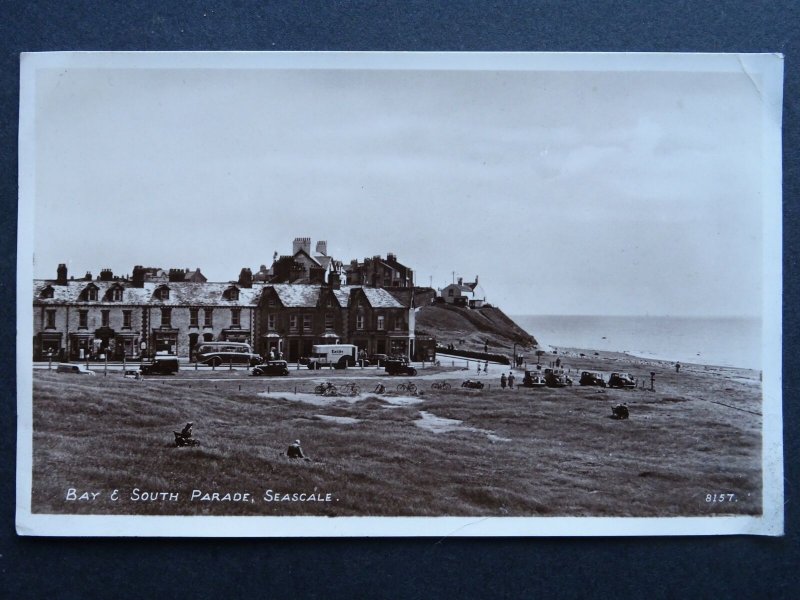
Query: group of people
xmin=499 ymin=371 xmax=516 ymax=389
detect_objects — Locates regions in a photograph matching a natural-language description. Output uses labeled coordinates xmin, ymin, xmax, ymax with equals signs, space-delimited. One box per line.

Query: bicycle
xmin=396 ymin=382 xmax=418 ymax=393
xmin=315 ymin=382 xmax=337 ymax=396
xmin=431 ymin=382 xmax=452 ymax=390
xmin=340 ymin=382 xmax=360 ymax=396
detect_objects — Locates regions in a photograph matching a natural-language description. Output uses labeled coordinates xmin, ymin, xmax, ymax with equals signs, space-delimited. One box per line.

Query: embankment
xmin=416 ymin=303 xmax=536 ymax=354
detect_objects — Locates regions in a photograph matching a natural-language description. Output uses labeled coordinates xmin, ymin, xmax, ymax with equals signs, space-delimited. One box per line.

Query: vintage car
xmin=55 ymin=363 xmax=95 ymax=376
xmin=461 ymin=379 xmax=485 ymax=390
xmin=522 ymin=369 xmax=546 ymax=388
xmin=140 ymin=354 xmax=180 ymax=375
xmin=384 ymin=358 xmax=418 ymax=376
xmin=579 ymin=371 xmax=607 ymax=387
xmin=251 ymin=360 xmax=290 ymax=377
xmin=544 ymin=368 xmax=572 ymax=388
xmin=608 ymin=372 xmax=637 ymax=388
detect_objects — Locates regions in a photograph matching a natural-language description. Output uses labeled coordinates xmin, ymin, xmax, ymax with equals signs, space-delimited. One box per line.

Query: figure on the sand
xmin=500 ymin=373 xmax=507 ymax=389
xmin=287 ymin=439 xmax=311 ymax=461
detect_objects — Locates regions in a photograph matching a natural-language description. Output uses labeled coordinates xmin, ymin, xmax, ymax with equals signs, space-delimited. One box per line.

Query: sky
xmin=31 ymin=58 xmax=769 ymax=316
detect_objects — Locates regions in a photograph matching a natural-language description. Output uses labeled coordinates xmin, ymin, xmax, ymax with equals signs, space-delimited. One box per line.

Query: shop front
xmin=152 ymin=328 xmax=179 ymax=356
xmin=37 ymin=332 xmax=63 ymax=361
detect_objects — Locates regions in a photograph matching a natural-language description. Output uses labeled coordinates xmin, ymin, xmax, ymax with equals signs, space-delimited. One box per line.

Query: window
xmin=78 ymin=310 xmax=88 ymax=329
xmin=394 ymin=316 xmax=404 ymax=331
xmin=190 ymin=308 xmax=199 ymax=327
xmin=45 ymin=309 xmax=56 ymax=329
xmin=325 ymin=312 xmax=334 ymax=330
xmin=204 ymin=309 xmax=213 ymax=327
xmin=231 ymin=308 xmax=241 ymax=327
xmin=377 ymin=315 xmax=385 ymax=330
xmin=225 ymin=287 xmax=240 ymax=301
xmin=267 ymin=314 xmax=276 ymax=330
xmin=303 ymin=314 xmax=312 ymax=331
xmin=356 ymin=314 xmax=364 ymax=330
xmin=111 ymin=287 xmax=123 ymax=301
xmin=156 ymin=286 xmax=170 ymax=301
xmin=101 ymin=310 xmax=110 ymax=328
xmin=122 ymin=310 xmax=132 ymax=329
xmin=85 ymin=286 xmax=98 ymax=301
xmin=161 ymin=308 xmax=172 ymax=328
xmin=289 ymin=315 xmax=298 ymax=332
xmin=40 ymin=286 xmax=54 ymax=299
xmin=448 ymin=288 xmax=454 ymax=297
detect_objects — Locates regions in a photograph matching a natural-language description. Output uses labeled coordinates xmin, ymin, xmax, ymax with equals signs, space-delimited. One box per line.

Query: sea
xmin=511 ymin=315 xmax=762 ymax=370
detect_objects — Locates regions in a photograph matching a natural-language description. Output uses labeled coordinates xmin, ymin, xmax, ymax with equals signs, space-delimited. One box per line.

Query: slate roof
xmin=33 ymin=281 xmax=410 ymax=309
xmin=33 ymin=280 xmax=263 ymax=307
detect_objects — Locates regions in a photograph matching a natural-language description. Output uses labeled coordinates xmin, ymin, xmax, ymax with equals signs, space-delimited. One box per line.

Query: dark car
xmin=252 ymin=360 xmax=290 ymax=376
xmin=579 ymin=371 xmax=607 ymax=387
xmin=140 ymin=354 xmax=180 ymax=375
xmin=608 ymin=372 xmax=637 ymax=388
xmin=384 ymin=358 xmax=418 ymax=376
xmin=544 ymin=368 xmax=572 ymax=388
xmin=461 ymin=379 xmax=485 ymax=389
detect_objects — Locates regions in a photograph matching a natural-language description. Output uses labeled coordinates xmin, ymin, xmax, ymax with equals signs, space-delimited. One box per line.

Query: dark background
xmin=1 ymin=2 xmax=797 ymax=598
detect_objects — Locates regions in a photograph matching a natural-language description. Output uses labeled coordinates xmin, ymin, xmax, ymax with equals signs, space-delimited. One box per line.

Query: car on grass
xmin=56 ymin=363 xmax=95 ymax=376
xmin=579 ymin=371 xmax=607 ymax=387
xmin=252 ymin=360 xmax=290 ymax=377
xmin=140 ymin=354 xmax=180 ymax=375
xmin=384 ymin=358 xmax=417 ymax=376
xmin=608 ymin=372 xmax=637 ymax=388
xmin=544 ymin=368 xmax=572 ymax=387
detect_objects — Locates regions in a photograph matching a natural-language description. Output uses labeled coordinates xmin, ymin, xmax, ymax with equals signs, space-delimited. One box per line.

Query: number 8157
xmin=706 ymin=493 xmax=737 ymax=503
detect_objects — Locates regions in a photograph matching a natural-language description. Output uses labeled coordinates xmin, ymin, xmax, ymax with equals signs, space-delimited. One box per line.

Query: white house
xmin=440 ymin=276 xmax=485 ymax=308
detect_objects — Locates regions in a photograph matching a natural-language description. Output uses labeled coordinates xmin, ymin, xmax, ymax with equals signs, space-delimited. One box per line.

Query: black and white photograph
xmin=16 ymin=51 xmax=784 ymax=537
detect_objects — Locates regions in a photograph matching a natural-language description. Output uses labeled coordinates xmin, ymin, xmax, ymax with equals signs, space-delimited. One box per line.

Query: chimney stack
xmin=132 ymin=265 xmax=145 ymax=288
xmin=293 ymin=237 xmax=311 ymax=255
xmin=168 ymin=268 xmax=186 ymax=282
xmin=315 ymin=240 xmax=328 ymax=256
xmin=85 ymin=271 xmax=93 ymax=281
xmin=457 ymin=277 xmax=463 ymax=286
xmin=56 ymin=263 xmax=68 ymax=285
xmin=238 ymin=267 xmax=253 ymax=288
xmin=329 ymin=271 xmax=341 ymax=290
xmin=100 ymin=268 xmax=113 ymax=281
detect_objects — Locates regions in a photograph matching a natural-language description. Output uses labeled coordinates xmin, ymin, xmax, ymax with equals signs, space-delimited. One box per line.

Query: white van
xmin=307 ymin=344 xmax=358 ymax=369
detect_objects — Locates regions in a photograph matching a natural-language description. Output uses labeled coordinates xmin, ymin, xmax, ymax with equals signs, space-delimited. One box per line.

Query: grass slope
xmin=416 ymin=304 xmax=536 ymax=352
xmin=30 ymin=356 xmax=761 ymax=518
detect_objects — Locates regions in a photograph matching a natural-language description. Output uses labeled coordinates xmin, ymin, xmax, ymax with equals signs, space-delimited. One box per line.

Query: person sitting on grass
xmin=287 ymin=439 xmax=311 ymax=461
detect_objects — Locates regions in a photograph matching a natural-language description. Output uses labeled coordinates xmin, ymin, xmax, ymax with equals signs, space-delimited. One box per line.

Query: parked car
xmin=56 ymin=363 xmax=95 ymax=376
xmin=140 ymin=354 xmax=180 ymax=375
xmin=608 ymin=372 xmax=637 ymax=388
xmin=461 ymin=379 xmax=485 ymax=389
xmin=544 ymin=368 xmax=572 ymax=387
xmin=252 ymin=360 xmax=290 ymax=376
xmin=384 ymin=358 xmax=418 ymax=376
xmin=579 ymin=371 xmax=607 ymax=387
xmin=195 ymin=341 xmax=262 ymax=367
xmin=522 ymin=369 xmax=546 ymax=388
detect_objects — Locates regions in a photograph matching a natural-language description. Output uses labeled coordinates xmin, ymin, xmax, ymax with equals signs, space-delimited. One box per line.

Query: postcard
xmin=16 ymin=51 xmax=784 ymax=537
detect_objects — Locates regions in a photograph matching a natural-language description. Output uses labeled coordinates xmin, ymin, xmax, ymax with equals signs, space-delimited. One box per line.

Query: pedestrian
xmin=484 ymin=360 xmax=489 ymax=373
xmin=675 ymin=362 xmax=681 ymax=373
xmin=500 ymin=373 xmax=507 ymax=389
xmin=555 ymin=357 xmax=561 ymax=368
xmin=269 ymin=349 xmax=275 ymax=360
xmin=477 ymin=361 xmax=481 ymax=373
xmin=508 ymin=372 xmax=515 ymax=389
xmin=484 ymin=341 xmax=488 ymax=353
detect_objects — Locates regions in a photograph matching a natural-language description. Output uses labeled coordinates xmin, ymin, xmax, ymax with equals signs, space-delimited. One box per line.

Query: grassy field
xmin=29 ymin=354 xmax=762 ymax=517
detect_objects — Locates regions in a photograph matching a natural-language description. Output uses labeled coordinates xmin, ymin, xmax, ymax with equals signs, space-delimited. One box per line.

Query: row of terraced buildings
xmin=32 ymin=239 xmax=436 ymax=363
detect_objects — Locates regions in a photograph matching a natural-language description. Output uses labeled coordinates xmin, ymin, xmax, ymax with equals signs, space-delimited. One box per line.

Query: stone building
xmin=33 ymin=262 xmax=418 ymax=362
xmin=440 ymin=276 xmax=486 ymax=308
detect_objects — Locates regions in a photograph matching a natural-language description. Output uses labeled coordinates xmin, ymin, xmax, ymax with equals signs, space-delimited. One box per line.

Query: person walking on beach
xmin=675 ymin=362 xmax=681 ymax=373
xmin=500 ymin=373 xmax=507 ymax=389
xmin=484 ymin=360 xmax=489 ymax=373
xmin=508 ymin=372 xmax=515 ymax=389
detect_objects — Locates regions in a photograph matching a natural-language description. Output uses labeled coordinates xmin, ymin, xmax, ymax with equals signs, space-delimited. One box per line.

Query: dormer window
xmin=224 ymin=286 xmax=240 ymax=301
xmin=81 ymin=284 xmax=99 ymax=302
xmin=155 ymin=285 xmax=170 ymax=301
xmin=40 ymin=285 xmax=55 ymax=299
xmin=105 ymin=285 xmax=124 ymax=302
